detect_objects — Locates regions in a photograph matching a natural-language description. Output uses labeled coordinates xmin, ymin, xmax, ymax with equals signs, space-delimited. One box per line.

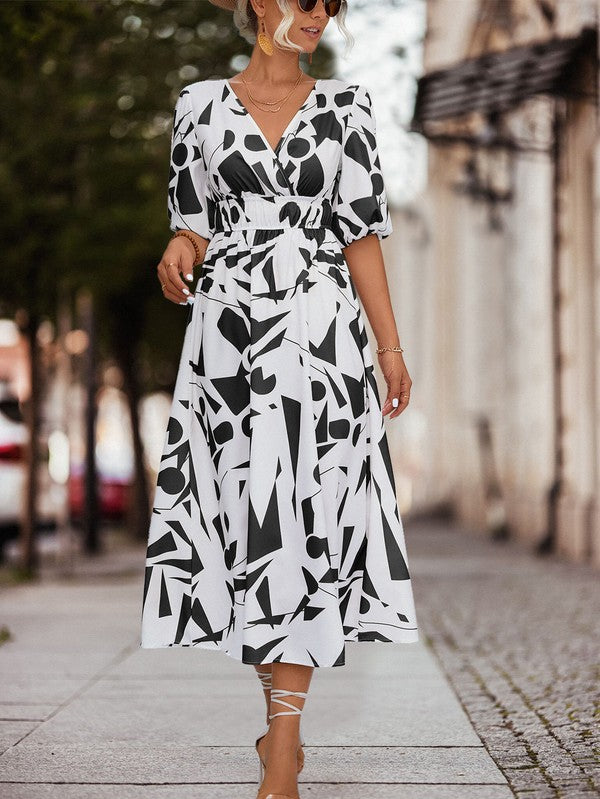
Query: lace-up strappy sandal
xmin=256 ymin=687 xmax=308 ymax=799
xmin=255 ymin=672 xmax=305 ymax=779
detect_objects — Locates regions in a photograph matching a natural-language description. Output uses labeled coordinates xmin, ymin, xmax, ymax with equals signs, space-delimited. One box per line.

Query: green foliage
xmin=0 ymin=0 xmax=331 ymax=389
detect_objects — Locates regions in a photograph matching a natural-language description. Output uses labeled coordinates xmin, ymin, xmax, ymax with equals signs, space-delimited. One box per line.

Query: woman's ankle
xmin=267 ymin=725 xmax=300 ymax=747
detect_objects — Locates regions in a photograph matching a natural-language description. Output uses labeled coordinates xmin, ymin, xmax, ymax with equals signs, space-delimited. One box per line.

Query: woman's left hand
xmin=378 ymin=352 xmax=412 ymax=418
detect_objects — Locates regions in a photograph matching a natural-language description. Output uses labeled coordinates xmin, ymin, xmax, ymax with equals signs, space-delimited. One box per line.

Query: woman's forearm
xmin=343 ymin=234 xmax=402 ymax=347
xmin=175 ymin=229 xmax=211 ymax=264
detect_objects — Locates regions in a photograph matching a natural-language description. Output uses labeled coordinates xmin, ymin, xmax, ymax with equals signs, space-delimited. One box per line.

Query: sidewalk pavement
xmin=1 ymin=517 xmax=572 ymax=799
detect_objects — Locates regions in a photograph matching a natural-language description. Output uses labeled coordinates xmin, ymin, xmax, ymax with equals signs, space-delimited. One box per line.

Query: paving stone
xmin=0 ymin=721 xmax=38 ymax=753
xmin=0 ymin=705 xmax=56 ymax=721
xmin=0 ymin=743 xmax=507 ymax=784
xmin=20 ymin=672 xmax=481 ymax=747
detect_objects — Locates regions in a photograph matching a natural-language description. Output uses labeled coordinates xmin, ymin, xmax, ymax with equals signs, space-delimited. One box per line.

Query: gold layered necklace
xmin=240 ymin=69 xmax=305 ymax=113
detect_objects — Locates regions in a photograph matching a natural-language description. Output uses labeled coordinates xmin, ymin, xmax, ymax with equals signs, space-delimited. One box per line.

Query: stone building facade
xmin=378 ymin=0 xmax=600 ymax=565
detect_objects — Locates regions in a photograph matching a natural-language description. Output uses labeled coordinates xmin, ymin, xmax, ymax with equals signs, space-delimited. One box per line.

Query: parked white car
xmin=0 ymin=387 xmax=57 ymax=558
xmin=0 ymin=392 xmax=28 ymax=527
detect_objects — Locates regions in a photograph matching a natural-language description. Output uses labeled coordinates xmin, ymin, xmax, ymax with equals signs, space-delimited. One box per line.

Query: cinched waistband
xmin=212 ymin=195 xmax=333 ymax=233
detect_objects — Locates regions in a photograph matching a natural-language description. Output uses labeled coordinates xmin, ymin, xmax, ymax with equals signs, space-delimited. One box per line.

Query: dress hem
xmin=138 ymin=632 xmax=420 ymax=669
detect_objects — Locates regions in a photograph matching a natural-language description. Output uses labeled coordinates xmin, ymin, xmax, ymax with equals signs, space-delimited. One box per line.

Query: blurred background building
xmin=384 ymin=0 xmax=600 ymax=566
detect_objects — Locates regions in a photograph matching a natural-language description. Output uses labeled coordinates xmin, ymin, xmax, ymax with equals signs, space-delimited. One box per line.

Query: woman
xmin=140 ymin=1 xmax=419 ymax=797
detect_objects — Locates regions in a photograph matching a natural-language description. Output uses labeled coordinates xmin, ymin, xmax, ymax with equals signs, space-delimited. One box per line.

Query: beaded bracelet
xmin=171 ymin=230 xmax=202 ymax=266
xmin=375 ymin=345 xmax=404 ymax=355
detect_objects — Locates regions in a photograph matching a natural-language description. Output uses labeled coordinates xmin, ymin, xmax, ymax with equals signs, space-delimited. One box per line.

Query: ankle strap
xmin=256 ymin=670 xmax=272 ymax=691
xmin=269 ymin=689 xmax=308 ymax=721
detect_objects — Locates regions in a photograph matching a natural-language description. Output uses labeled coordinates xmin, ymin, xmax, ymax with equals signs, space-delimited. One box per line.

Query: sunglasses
xmin=297 ymin=0 xmax=344 ymax=17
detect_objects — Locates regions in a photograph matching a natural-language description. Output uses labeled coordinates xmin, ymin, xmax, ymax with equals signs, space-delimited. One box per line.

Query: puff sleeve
xmin=331 ymin=84 xmax=393 ymax=248
xmin=167 ymin=88 xmax=213 ymax=241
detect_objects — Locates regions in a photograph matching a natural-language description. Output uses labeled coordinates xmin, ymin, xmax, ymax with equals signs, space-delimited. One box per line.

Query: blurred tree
xmin=0 ymin=0 xmax=333 ymax=564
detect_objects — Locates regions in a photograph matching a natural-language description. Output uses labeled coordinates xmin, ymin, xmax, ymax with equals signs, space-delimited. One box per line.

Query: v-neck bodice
xmin=224 ymin=77 xmax=319 ymax=157
xmin=167 ymin=77 xmax=393 ymax=250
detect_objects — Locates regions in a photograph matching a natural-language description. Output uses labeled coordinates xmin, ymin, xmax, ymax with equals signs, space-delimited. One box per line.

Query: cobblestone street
xmin=411 ymin=517 xmax=600 ymax=799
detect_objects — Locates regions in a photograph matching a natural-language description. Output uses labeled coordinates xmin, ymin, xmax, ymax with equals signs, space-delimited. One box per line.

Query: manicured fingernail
xmin=182 ymin=288 xmax=190 ymax=296
xmin=179 ymin=301 xmax=186 ymax=305
xmin=186 ymin=273 xmax=193 ymax=281
xmin=392 ymin=397 xmax=399 ymax=408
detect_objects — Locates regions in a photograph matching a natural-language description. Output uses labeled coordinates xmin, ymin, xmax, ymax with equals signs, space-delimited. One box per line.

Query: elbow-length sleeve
xmin=331 ymin=84 xmax=393 ymax=248
xmin=167 ymin=87 xmax=213 ymax=241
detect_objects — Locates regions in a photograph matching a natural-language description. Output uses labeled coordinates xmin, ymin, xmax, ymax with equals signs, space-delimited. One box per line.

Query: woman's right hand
xmin=157 ymin=236 xmax=198 ymax=304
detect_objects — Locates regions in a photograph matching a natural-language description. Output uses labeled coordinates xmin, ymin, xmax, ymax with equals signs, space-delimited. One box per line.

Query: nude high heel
xmin=255 ymin=673 xmax=305 ymax=780
xmin=256 ymin=688 xmax=309 ymax=799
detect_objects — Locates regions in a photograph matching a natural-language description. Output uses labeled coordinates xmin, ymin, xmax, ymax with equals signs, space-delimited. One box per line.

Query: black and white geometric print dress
xmin=140 ymin=76 xmax=419 ymax=668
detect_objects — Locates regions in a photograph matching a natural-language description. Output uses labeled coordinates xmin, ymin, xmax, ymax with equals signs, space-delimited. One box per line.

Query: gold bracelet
xmin=375 ymin=345 xmax=404 ymax=355
xmin=171 ymin=230 xmax=201 ymax=266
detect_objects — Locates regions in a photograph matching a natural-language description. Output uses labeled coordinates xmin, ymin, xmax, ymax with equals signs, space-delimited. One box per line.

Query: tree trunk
xmin=121 ymin=353 xmax=151 ymax=542
xmin=78 ymin=291 xmax=100 ymax=555
xmin=111 ymin=293 xmax=150 ymax=541
xmin=21 ymin=314 xmax=41 ymax=575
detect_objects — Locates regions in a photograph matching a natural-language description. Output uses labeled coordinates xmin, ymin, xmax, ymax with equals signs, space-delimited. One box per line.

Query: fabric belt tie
xmin=213 ymin=195 xmax=333 ymax=233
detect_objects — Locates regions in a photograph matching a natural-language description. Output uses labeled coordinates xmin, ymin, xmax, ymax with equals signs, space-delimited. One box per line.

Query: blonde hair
xmin=232 ymin=0 xmax=354 ymax=59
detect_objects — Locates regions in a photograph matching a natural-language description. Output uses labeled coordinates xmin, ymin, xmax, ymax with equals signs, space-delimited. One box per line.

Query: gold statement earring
xmin=257 ymin=18 xmax=273 ymax=56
